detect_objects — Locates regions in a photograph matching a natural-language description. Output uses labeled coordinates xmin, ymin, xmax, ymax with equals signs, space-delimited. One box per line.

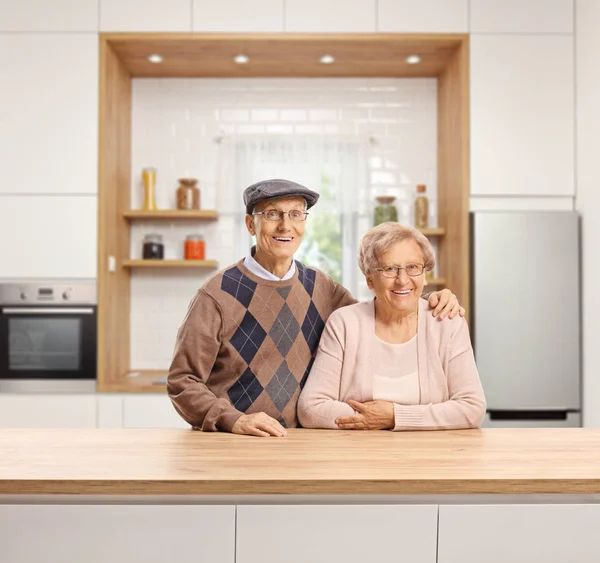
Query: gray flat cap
xmin=243 ymin=179 xmax=320 ymax=215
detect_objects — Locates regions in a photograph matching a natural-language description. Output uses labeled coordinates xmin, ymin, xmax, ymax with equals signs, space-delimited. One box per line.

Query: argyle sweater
xmin=167 ymin=259 xmax=357 ymax=431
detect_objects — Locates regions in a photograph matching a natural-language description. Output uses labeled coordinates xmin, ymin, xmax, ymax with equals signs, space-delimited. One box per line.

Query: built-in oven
xmin=0 ymin=282 xmax=97 ymax=393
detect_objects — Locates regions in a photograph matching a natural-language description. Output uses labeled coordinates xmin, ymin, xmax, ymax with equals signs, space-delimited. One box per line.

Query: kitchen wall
xmin=129 ymin=77 xmax=437 ymax=368
xmin=1 ymin=0 xmax=596 ymax=424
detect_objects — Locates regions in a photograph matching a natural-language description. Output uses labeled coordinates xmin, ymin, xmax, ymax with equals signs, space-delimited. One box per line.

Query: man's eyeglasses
xmin=375 ymin=264 xmax=425 ymax=278
xmin=252 ymin=209 xmax=309 ymax=222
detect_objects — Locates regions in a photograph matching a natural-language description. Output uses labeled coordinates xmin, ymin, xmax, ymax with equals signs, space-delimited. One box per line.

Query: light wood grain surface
xmin=1 ymin=429 xmax=600 ymax=496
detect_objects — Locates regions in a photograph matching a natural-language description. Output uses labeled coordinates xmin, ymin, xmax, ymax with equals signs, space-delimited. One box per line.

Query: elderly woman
xmin=298 ymin=222 xmax=485 ymax=431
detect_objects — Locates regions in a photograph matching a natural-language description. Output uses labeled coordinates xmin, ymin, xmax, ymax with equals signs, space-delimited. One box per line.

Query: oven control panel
xmin=0 ymin=283 xmax=96 ymax=305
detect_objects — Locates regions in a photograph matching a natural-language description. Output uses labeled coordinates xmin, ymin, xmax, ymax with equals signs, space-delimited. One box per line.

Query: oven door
xmin=0 ymin=306 xmax=96 ymax=381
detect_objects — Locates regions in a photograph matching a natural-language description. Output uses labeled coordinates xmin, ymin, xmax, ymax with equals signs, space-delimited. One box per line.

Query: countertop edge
xmin=2 ymin=478 xmax=600 ymax=496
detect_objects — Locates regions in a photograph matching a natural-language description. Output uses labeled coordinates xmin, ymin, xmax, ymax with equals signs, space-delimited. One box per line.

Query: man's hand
xmin=231 ymin=413 xmax=287 ymax=437
xmin=427 ymin=288 xmax=465 ymax=320
xmin=335 ymin=400 xmax=395 ymax=430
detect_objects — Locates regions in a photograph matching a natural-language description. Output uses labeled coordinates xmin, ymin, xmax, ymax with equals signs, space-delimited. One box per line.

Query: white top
xmin=243 ymin=252 xmax=296 ymax=281
xmin=372 ymin=333 xmax=420 ymax=405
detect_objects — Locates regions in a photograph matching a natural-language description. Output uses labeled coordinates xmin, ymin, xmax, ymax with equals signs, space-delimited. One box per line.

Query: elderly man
xmin=167 ymin=179 xmax=463 ymax=437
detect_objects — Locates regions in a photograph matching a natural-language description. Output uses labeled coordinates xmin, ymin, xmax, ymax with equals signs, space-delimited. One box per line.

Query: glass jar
xmin=141 ymin=167 xmax=157 ymax=211
xmin=414 ymin=184 xmax=429 ymax=229
xmin=374 ymin=195 xmax=398 ymax=226
xmin=176 ymin=178 xmax=200 ymax=210
xmin=184 ymin=234 xmax=205 ymax=260
xmin=142 ymin=234 xmax=164 ymax=260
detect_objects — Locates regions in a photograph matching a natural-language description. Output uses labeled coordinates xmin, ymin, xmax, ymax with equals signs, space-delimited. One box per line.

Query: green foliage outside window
xmin=296 ymin=173 xmax=343 ymax=283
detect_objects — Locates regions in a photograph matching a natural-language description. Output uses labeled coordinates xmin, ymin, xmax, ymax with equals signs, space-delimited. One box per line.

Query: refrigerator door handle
xmin=488 ymin=410 xmax=571 ymax=421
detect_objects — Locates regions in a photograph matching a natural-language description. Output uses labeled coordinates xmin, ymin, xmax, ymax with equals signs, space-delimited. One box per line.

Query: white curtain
xmin=217 ymin=136 xmax=369 ymax=295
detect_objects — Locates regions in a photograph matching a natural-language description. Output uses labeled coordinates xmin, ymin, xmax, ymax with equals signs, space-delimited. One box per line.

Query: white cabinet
xmin=470 ymin=35 xmax=574 ymax=197
xmin=100 ymin=0 xmax=192 ymax=31
xmin=193 ymin=0 xmax=284 ymax=32
xmin=438 ymin=504 xmax=600 ymax=563
xmin=285 ymin=0 xmax=376 ymax=32
xmin=378 ymin=0 xmax=468 ymax=32
xmin=0 ymin=195 xmax=97 ymax=279
xmin=470 ymin=0 xmax=573 ymax=33
xmin=0 ymin=34 xmax=98 ymax=196
xmin=0 ymin=505 xmax=235 ymax=563
xmin=0 ymin=0 xmax=98 ymax=31
xmin=236 ymin=505 xmax=438 ymax=563
xmin=123 ymin=396 xmax=190 ymax=428
xmin=0 ymin=395 xmax=97 ymax=428
xmin=97 ymin=395 xmax=124 ymax=428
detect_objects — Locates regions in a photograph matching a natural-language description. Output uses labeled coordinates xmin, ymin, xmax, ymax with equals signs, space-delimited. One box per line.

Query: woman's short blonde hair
xmin=358 ymin=222 xmax=435 ymax=275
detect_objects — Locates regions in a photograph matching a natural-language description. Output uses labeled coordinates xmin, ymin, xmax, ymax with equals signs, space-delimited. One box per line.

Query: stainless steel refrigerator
xmin=470 ymin=211 xmax=581 ymax=427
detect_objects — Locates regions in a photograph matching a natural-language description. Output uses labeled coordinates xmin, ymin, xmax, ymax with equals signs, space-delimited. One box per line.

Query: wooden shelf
xmin=122 ymin=259 xmax=219 ymax=269
xmin=123 ymin=209 xmax=219 ymax=221
xmin=418 ymin=227 xmax=445 ymax=237
xmin=97 ymin=370 xmax=168 ymax=393
xmin=427 ymin=278 xmax=447 ymax=286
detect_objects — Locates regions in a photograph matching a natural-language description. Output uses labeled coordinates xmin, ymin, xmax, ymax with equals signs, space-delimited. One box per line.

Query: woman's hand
xmin=336 ymin=400 xmax=395 ymax=430
xmin=427 ymin=288 xmax=465 ymax=320
xmin=231 ymin=413 xmax=287 ymax=437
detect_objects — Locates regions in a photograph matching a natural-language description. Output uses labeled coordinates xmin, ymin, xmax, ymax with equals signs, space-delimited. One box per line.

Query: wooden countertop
xmin=1 ymin=428 xmax=600 ymax=496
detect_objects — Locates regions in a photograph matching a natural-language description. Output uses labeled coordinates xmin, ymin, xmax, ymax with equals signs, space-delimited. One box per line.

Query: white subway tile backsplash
xmin=294 ymin=125 xmax=324 ymax=134
xmin=369 ymin=107 xmax=400 ymax=122
xmin=237 ymin=125 xmax=266 ymax=134
xmin=130 ymin=77 xmax=437 ymax=368
xmin=280 ymin=109 xmax=308 ymax=122
xmin=371 ymin=171 xmax=398 ymax=185
xmin=221 ymin=109 xmax=250 ymax=122
xmin=266 ymin=124 xmax=294 ymax=134
xmin=357 ymin=122 xmax=387 ymax=136
xmin=251 ymin=109 xmax=279 ymax=121
xmin=309 ymin=109 xmax=339 ymax=122
xmin=340 ymin=108 xmax=370 ymax=122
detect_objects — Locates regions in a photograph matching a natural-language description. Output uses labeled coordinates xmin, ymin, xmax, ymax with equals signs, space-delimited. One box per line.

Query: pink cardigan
xmin=297 ymin=299 xmax=486 ymax=431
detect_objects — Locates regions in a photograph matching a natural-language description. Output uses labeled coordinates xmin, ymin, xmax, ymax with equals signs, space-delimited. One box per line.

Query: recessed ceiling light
xmin=406 ymin=55 xmax=421 ymax=65
xmin=234 ymin=54 xmax=250 ymax=64
xmin=148 ymin=54 xmax=163 ymax=63
xmin=320 ymin=54 xmax=335 ymax=64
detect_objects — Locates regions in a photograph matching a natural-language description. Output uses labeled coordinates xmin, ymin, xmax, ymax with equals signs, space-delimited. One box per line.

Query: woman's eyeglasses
xmin=375 ymin=264 xmax=425 ymax=278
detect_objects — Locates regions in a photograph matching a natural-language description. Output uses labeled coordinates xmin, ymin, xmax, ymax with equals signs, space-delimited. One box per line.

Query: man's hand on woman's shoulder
xmin=426 ymin=288 xmax=465 ymax=320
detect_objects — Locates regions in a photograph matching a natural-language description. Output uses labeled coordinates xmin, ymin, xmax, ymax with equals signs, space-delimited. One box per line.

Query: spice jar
xmin=414 ymin=184 xmax=429 ymax=229
xmin=373 ymin=196 xmax=398 ymax=226
xmin=142 ymin=234 xmax=164 ymax=260
xmin=176 ymin=178 xmax=200 ymax=210
xmin=184 ymin=234 xmax=205 ymax=260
